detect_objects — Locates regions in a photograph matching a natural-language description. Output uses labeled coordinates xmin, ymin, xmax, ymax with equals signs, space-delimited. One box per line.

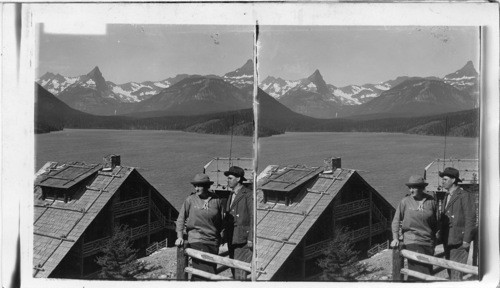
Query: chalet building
xmin=33 ymin=155 xmax=178 ymax=278
xmin=255 ymin=158 xmax=395 ymax=281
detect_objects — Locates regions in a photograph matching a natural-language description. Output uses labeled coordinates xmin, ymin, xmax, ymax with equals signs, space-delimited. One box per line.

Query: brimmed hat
xmin=191 ymin=173 xmax=214 ymax=186
xmin=224 ymin=166 xmax=247 ymax=181
xmin=438 ymin=167 xmax=462 ymax=182
xmin=405 ymin=175 xmax=428 ymax=187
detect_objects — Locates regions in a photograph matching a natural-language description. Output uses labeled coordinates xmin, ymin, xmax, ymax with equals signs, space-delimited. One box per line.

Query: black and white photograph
xmin=33 ymin=23 xmax=256 ymax=279
xmin=1 ymin=2 xmax=499 ymax=288
xmin=254 ymin=25 xmax=480 ymax=281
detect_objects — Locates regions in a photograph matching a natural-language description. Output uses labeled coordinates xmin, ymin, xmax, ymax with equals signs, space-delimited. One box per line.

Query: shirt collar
xmin=232 ymin=184 xmax=242 ymax=195
xmin=448 ymin=186 xmax=458 ymax=195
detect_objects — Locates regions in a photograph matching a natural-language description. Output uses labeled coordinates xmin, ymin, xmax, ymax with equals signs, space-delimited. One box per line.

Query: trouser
xmin=188 ymin=242 xmax=219 ymax=281
xmin=444 ymin=243 xmax=469 ymax=280
xmin=404 ymin=244 xmax=434 ymax=281
xmin=228 ymin=242 xmax=252 ymax=280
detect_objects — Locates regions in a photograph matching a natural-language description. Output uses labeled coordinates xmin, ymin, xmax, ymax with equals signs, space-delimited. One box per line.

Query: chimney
xmin=331 ymin=157 xmax=341 ymax=171
xmin=103 ymin=154 xmax=121 ymax=171
xmin=323 ymin=157 xmax=341 ymax=172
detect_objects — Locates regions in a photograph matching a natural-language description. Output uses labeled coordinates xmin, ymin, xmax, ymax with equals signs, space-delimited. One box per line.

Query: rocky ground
xmin=135 ymin=246 xmax=178 ymax=280
xmin=135 ymin=246 xmax=395 ymax=281
xmin=135 ymin=244 xmax=475 ymax=281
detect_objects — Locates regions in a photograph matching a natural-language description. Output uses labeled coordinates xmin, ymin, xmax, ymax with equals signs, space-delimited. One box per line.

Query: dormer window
xmin=41 ymin=187 xmax=72 ymax=203
xmin=263 ymin=189 xmax=289 ymax=205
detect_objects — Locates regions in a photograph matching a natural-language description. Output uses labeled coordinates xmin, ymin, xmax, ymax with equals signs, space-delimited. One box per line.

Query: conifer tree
xmin=317 ymin=226 xmax=369 ymax=281
xmin=95 ymin=224 xmax=147 ymax=279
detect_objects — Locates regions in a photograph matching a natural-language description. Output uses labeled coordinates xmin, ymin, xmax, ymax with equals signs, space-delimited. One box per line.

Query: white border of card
xmin=1 ymin=2 xmax=498 ymax=288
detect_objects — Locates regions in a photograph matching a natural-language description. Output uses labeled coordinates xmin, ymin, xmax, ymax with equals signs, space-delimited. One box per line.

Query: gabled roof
xmin=203 ymin=157 xmax=253 ymax=191
xmin=255 ymin=165 xmax=355 ymax=280
xmin=424 ymin=159 xmax=479 ymax=192
xmin=33 ymin=162 xmax=134 ymax=278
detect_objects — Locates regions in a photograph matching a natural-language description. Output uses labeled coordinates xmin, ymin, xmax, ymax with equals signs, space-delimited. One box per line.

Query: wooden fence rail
xmin=392 ymin=247 xmax=478 ymax=281
xmin=177 ymin=246 xmax=251 ymax=280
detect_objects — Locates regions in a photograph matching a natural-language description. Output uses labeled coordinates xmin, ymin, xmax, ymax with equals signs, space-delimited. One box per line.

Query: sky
xmin=37 ymin=24 xmax=254 ymax=84
xmin=258 ymin=26 xmax=480 ymax=86
xmin=37 ymin=24 xmax=480 ymax=87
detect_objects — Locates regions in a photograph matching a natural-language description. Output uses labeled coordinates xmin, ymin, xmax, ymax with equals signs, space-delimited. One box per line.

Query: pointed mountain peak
xmin=241 ymin=59 xmax=253 ymax=69
xmin=307 ymin=69 xmax=325 ymax=83
xmin=306 ymin=69 xmax=330 ymax=95
xmin=79 ymin=66 xmax=108 ymax=91
xmin=311 ymin=69 xmax=322 ymax=77
xmin=224 ymin=59 xmax=254 ymax=78
xmin=459 ymin=61 xmax=477 ymax=74
xmin=87 ymin=66 xmax=102 ymax=78
xmin=445 ymin=61 xmax=478 ymax=79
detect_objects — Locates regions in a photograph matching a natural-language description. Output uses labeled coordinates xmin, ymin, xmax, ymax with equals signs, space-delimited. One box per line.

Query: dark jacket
xmin=441 ymin=187 xmax=477 ymax=245
xmin=224 ymin=185 xmax=253 ymax=245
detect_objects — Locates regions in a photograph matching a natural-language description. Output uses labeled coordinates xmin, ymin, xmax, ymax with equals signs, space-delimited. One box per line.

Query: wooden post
xmin=472 ymin=227 xmax=479 ymax=268
xmin=177 ymin=245 xmax=188 ymax=280
xmin=369 ymin=190 xmax=372 ymax=247
xmin=392 ymin=245 xmax=404 ymax=281
xmin=300 ymin=242 xmax=306 ymax=279
xmin=147 ymin=189 xmax=151 ymax=244
xmin=80 ymin=236 xmax=85 ymax=277
xmin=235 ymin=268 xmax=248 ymax=280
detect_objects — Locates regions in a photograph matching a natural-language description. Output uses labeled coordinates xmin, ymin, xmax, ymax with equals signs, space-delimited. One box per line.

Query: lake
xmin=36 ymin=129 xmax=478 ymax=209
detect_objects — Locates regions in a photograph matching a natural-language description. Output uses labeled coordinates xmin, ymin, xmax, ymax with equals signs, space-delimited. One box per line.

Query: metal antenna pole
xmin=251 ymin=21 xmax=259 ymax=282
xmin=229 ymin=115 xmax=235 ymax=167
xmin=443 ymin=116 xmax=448 ymax=169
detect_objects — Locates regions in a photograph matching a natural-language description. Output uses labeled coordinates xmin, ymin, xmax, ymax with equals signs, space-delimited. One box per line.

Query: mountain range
xmin=36 ymin=59 xmax=478 ymax=136
xmin=260 ymin=61 xmax=478 ymax=118
xmin=35 ymin=83 xmax=478 ymax=138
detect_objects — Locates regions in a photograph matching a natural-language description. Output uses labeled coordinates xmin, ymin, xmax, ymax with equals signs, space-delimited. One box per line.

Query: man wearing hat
xmin=223 ymin=166 xmax=253 ymax=279
xmin=391 ymin=175 xmax=438 ymax=279
xmin=439 ymin=167 xmax=476 ymax=280
xmin=175 ymin=174 xmax=224 ymax=280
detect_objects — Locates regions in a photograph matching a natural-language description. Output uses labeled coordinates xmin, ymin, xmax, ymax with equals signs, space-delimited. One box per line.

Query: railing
xmin=304 ymin=222 xmax=389 ymax=259
xmin=334 ymin=198 xmax=369 ymax=218
xmin=113 ymin=196 xmax=149 ymax=217
xmin=146 ymin=238 xmax=168 ymax=255
xmin=372 ymin=204 xmax=390 ymax=229
xmin=392 ymin=245 xmax=478 ymax=281
xmin=304 ymin=239 xmax=332 ymax=259
xmin=150 ymin=200 xmax=177 ymax=230
xmin=367 ymin=240 xmax=389 ymax=257
xmin=150 ymin=200 xmax=166 ymax=226
xmin=177 ymin=246 xmax=252 ymax=280
xmin=82 ymin=221 xmax=163 ymax=256
xmin=83 ymin=236 xmax=111 ymax=256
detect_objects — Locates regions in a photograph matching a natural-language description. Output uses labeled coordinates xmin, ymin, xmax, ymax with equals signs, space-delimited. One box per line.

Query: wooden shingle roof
xmin=33 ymin=162 xmax=134 ymax=278
xmin=424 ymin=159 xmax=479 ymax=192
xmin=255 ymin=166 xmax=355 ymax=280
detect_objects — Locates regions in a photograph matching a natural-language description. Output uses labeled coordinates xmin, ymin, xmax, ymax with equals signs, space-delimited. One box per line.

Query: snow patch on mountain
xmin=85 ymin=79 xmax=96 ymax=89
xmin=154 ymin=82 xmax=169 ymax=88
xmin=375 ymin=84 xmax=390 ymax=90
xmin=112 ymin=86 xmax=140 ymax=102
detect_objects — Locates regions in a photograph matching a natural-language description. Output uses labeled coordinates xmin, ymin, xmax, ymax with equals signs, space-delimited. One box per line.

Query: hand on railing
xmin=461 ymin=241 xmax=470 ymax=251
xmin=175 ymin=238 xmax=184 ymax=247
xmin=390 ymin=239 xmax=399 ymax=249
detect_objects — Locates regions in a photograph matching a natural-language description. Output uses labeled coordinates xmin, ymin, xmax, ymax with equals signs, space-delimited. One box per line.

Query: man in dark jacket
xmin=439 ymin=167 xmax=477 ymax=280
xmin=224 ymin=166 xmax=253 ymax=279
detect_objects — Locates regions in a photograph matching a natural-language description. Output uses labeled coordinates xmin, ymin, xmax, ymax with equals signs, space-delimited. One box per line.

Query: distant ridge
xmin=36 ymin=82 xmax=478 ymax=138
